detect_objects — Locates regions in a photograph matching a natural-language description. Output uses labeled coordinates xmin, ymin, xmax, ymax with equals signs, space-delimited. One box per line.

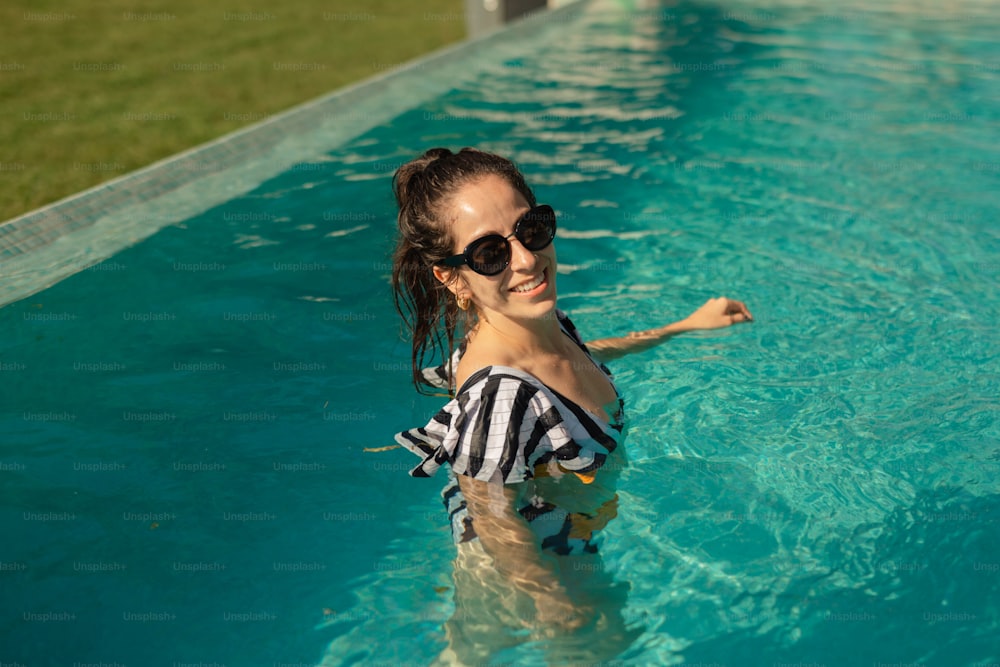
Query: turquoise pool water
xmin=3 ymin=0 xmax=999 ymax=665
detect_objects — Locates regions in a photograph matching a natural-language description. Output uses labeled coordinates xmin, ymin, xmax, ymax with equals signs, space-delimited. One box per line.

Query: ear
xmin=432 ymin=265 xmax=462 ymax=297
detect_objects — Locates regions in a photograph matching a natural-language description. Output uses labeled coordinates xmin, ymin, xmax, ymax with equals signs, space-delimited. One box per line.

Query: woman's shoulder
xmin=454 ymin=364 xmax=547 ymax=404
xmin=453 ymin=342 xmax=530 ymax=394
xmin=420 ymin=307 xmax=590 ymax=395
xmin=418 ymin=348 xmax=536 ymax=395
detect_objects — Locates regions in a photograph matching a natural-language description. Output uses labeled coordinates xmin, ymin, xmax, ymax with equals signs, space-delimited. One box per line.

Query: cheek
xmin=467 ymin=275 xmax=500 ymax=300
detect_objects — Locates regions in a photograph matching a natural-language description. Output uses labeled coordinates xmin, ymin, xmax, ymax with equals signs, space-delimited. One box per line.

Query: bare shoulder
xmin=453 ymin=334 xmax=518 ymax=390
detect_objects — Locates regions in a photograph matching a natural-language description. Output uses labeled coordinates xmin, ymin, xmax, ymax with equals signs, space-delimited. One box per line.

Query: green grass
xmin=0 ymin=1 xmax=465 ymax=221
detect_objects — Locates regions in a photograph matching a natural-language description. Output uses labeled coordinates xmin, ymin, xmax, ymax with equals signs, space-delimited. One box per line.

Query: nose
xmin=507 ymin=234 xmax=539 ymax=273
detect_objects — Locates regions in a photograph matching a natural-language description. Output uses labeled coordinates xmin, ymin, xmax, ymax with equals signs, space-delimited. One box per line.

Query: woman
xmin=390 ymin=147 xmax=751 ymax=660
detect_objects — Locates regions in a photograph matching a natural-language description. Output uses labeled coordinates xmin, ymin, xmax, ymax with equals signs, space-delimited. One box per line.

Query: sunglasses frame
xmin=438 ymin=205 xmax=557 ymax=276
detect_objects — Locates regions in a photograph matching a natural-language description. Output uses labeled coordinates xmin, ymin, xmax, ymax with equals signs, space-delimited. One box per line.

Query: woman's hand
xmin=682 ymin=296 xmax=753 ymax=331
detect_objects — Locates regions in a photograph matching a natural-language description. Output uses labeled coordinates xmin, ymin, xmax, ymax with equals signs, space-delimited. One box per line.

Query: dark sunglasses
xmin=439 ymin=205 xmax=557 ymax=276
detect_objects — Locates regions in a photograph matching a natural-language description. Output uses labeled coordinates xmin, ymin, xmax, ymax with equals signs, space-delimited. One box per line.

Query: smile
xmin=509 ymin=268 xmax=548 ymax=294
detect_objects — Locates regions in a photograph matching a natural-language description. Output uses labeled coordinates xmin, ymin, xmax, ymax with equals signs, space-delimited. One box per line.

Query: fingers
xmin=696 ymin=296 xmax=753 ymax=327
xmin=732 ymin=299 xmax=753 ymax=322
xmin=719 ymin=297 xmax=753 ymax=323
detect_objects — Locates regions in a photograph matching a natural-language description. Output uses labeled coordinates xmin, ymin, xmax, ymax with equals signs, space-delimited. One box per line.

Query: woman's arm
xmin=456 ymin=474 xmax=587 ymax=631
xmin=586 ymin=296 xmax=753 ymax=362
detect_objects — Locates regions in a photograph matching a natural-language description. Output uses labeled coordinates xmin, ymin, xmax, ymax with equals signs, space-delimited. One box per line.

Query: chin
xmin=510 ymin=294 xmax=558 ymax=323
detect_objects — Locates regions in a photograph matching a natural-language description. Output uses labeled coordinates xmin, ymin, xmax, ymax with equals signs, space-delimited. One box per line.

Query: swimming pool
xmin=2 ymin=0 xmax=998 ymax=665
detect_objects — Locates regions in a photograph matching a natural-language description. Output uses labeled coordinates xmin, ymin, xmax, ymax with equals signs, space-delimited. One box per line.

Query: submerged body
xmin=396 ymin=309 xmax=637 ymax=662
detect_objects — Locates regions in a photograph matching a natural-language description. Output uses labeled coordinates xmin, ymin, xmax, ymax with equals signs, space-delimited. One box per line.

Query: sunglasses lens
xmin=518 ymin=206 xmax=556 ymax=251
xmin=467 ymin=236 xmax=510 ymax=276
xmin=456 ymin=206 xmax=557 ymax=276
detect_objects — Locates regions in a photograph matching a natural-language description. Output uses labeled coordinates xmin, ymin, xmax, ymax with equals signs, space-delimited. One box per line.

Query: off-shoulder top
xmin=394 ymin=309 xmax=628 ymax=555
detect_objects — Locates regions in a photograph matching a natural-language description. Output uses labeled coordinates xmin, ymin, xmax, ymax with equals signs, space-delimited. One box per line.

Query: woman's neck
xmin=472 ymin=310 xmax=565 ymax=358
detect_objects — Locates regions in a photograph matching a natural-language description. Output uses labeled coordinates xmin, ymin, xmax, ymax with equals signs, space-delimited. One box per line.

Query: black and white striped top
xmin=394 ymin=310 xmax=627 ymax=554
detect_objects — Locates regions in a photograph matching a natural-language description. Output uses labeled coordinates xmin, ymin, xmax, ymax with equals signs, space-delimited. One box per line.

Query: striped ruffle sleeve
xmin=394 ymin=366 xmax=618 ymax=485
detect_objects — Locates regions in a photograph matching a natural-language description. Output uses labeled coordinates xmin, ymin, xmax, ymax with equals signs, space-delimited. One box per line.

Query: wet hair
xmin=391 ymin=147 xmax=536 ymax=394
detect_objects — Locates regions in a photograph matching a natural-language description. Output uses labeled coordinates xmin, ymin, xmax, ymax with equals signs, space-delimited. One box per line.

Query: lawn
xmin=0 ymin=1 xmax=465 ymax=221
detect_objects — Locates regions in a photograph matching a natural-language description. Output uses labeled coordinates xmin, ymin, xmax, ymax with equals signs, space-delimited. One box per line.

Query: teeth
xmin=511 ymin=272 xmax=544 ymax=293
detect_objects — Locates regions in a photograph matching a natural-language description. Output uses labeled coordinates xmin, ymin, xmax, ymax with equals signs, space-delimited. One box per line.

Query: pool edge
xmin=0 ymin=0 xmax=589 ymax=308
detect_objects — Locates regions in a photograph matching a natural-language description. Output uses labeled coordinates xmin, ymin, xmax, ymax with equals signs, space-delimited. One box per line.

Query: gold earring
xmin=456 ymin=295 xmax=470 ymax=311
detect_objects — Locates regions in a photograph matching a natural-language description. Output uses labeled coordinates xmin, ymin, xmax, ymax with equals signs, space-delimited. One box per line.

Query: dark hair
xmin=391 ymin=147 xmax=536 ymax=394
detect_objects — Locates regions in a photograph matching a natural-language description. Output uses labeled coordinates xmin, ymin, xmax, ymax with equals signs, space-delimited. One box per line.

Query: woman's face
xmin=435 ymin=174 xmax=557 ymax=325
